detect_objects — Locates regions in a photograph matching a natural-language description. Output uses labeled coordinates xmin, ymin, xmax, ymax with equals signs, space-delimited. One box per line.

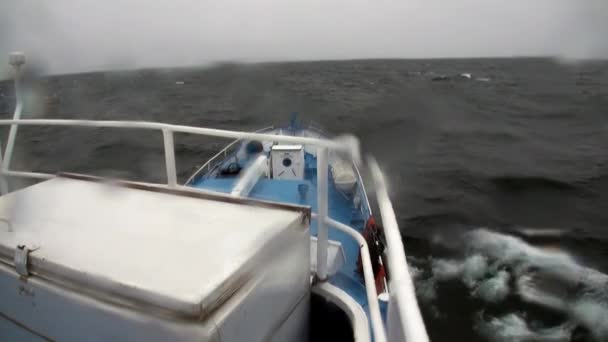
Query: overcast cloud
xmin=1 ymin=0 xmax=607 ymax=75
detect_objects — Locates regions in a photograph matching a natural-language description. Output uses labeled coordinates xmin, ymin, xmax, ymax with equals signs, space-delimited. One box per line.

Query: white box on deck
xmin=271 ymin=145 xmax=305 ymax=180
xmin=0 ymin=177 xmax=310 ymax=342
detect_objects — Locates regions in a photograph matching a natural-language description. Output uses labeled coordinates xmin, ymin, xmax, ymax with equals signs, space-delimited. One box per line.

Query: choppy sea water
xmin=1 ymin=58 xmax=607 ymax=341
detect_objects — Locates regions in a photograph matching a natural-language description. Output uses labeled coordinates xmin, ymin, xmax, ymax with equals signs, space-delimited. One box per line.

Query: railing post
xmin=0 ymin=141 xmax=7 ymax=195
xmin=162 ymin=129 xmax=177 ymax=187
xmin=1 ymin=52 xmax=26 ymax=194
xmin=316 ymin=147 xmax=329 ymax=281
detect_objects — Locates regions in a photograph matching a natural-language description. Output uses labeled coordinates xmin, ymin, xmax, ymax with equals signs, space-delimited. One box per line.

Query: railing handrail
xmin=0 ymin=118 xmax=357 ymax=189
xmin=369 ymin=159 xmax=429 ymax=342
xmin=0 ymin=119 xmax=350 ymax=151
xmin=322 ymin=215 xmax=387 ymax=342
xmin=184 ymin=125 xmax=275 ymax=185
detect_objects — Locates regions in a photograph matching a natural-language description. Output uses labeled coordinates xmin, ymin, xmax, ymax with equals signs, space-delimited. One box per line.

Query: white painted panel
xmin=0 ymin=217 xmax=310 ymax=341
xmin=271 ymin=145 xmax=305 ymax=180
xmin=269 ymin=293 xmax=310 ymax=342
xmin=0 ymin=177 xmax=304 ymax=317
xmin=310 ymin=237 xmax=346 ymax=276
xmin=212 ymin=219 xmax=311 ymax=342
xmin=0 ymin=263 xmax=220 ymax=342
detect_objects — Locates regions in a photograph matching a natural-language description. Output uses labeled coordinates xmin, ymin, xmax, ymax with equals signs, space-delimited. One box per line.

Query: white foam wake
xmin=415 ymin=228 xmax=608 ymax=341
xmin=474 ymin=313 xmax=573 ymax=342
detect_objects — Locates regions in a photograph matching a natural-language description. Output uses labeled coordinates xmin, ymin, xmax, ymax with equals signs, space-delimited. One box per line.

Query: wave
xmin=490 ymin=176 xmax=579 ymax=192
xmin=474 ymin=313 xmax=573 ymax=342
xmin=413 ymin=229 xmax=608 ymax=341
xmin=405 ymin=212 xmax=472 ymax=227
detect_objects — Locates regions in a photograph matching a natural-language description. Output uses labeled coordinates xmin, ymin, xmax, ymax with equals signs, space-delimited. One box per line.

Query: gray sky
xmin=1 ymin=0 xmax=607 ymax=75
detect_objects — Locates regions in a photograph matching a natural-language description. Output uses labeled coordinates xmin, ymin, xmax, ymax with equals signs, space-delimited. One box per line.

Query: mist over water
xmin=1 ymin=0 xmax=608 ymax=77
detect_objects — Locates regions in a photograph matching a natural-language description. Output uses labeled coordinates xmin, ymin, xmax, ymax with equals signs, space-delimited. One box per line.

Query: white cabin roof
xmin=0 ymin=177 xmax=307 ymax=318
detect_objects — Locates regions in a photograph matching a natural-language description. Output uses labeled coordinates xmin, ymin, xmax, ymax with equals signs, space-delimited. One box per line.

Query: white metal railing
xmin=0 ymin=119 xmax=356 ymax=186
xmin=184 ymin=125 xmax=274 ymax=184
xmin=369 ymin=159 xmax=429 ymax=342
xmin=313 ymin=214 xmax=387 ymax=342
xmin=0 ymin=53 xmax=428 ymax=342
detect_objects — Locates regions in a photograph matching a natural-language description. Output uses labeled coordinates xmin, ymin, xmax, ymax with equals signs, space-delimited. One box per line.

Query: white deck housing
xmin=0 ymin=177 xmax=310 ymax=342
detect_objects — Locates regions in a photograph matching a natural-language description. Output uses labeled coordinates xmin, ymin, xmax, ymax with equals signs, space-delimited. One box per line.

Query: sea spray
xmin=474 ymin=312 xmax=573 ymax=342
xmin=414 ymin=228 xmax=608 ymax=341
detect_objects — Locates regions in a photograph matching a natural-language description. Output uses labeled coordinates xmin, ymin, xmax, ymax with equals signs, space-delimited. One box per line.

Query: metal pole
xmin=316 ymin=147 xmax=329 ymax=281
xmin=2 ymin=53 xmax=26 ymax=194
xmin=162 ymin=129 xmax=177 ymax=187
xmin=0 ymin=141 xmax=6 ymax=195
xmin=369 ymin=158 xmax=429 ymax=342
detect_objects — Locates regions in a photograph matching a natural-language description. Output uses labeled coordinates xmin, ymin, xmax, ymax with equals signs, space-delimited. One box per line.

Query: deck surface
xmin=192 ymin=152 xmax=373 ymax=315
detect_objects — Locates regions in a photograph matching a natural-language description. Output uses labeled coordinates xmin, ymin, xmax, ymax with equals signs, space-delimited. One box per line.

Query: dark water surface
xmin=1 ymin=58 xmax=607 ymax=341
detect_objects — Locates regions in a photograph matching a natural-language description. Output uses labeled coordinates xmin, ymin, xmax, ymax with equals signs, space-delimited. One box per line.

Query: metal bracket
xmin=14 ymin=245 xmax=30 ymax=276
